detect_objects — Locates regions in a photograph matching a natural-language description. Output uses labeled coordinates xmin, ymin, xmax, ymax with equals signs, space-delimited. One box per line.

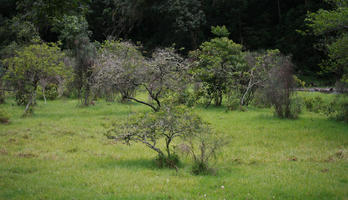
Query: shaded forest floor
xmin=0 ymin=95 xmax=347 ymax=199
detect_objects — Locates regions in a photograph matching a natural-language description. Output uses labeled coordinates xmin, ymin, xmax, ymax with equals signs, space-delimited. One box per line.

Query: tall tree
xmin=3 ymin=42 xmax=66 ymax=115
xmin=306 ymin=0 xmax=348 ymax=87
xmin=190 ymin=26 xmax=247 ymax=107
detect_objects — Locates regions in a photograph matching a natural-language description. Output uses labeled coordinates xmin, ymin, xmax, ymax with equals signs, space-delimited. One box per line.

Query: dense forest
xmin=0 ymin=0 xmax=342 ymax=85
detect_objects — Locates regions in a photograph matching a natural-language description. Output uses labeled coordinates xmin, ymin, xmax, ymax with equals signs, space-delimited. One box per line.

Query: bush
xmin=325 ymin=95 xmax=348 ymax=123
xmin=106 ymin=105 xmax=210 ymax=170
xmin=304 ymin=96 xmax=325 ymax=113
xmin=164 ymin=90 xmax=197 ymax=108
xmin=288 ymin=96 xmax=303 ymax=119
xmin=192 ymin=162 xmax=211 ymax=175
xmin=0 ymin=109 xmax=10 ymax=124
xmin=155 ymin=153 xmax=180 ymax=169
xmin=226 ymin=93 xmax=240 ymax=111
xmin=262 ymin=53 xmax=300 ymax=119
xmin=106 ymin=105 xmax=225 ymax=173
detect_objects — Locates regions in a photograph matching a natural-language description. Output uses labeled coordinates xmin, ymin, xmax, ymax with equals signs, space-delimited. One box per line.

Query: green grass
xmin=0 ymin=96 xmax=347 ymax=200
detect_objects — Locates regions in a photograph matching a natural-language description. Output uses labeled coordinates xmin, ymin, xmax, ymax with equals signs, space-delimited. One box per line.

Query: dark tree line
xmin=0 ymin=0 xmax=333 ymax=85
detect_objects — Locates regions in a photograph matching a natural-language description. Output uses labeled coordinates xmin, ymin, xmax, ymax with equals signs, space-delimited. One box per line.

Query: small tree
xmin=106 ymin=105 xmax=211 ymax=169
xmin=94 ymin=43 xmax=188 ymax=111
xmin=181 ymin=123 xmax=225 ymax=175
xmin=4 ymin=43 xmax=66 ymax=115
xmin=93 ymin=40 xmax=144 ymax=102
xmin=140 ymin=48 xmax=189 ymax=111
xmin=241 ymin=50 xmax=283 ymax=106
xmin=261 ymin=50 xmax=300 ymax=118
xmin=190 ymin=26 xmax=247 ymax=107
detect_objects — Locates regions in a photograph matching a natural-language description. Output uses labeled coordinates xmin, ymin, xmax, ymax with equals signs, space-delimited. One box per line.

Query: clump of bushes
xmin=303 ymin=96 xmax=325 ymax=113
xmin=325 ymin=95 xmax=348 ymax=123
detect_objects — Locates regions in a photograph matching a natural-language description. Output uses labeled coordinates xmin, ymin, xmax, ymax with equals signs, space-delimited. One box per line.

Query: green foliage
xmin=37 ymin=84 xmax=59 ymax=101
xmin=251 ymin=89 xmax=272 ymax=108
xmin=306 ymin=0 xmax=348 ymax=86
xmin=288 ymin=96 xmax=303 ymax=119
xmin=106 ymin=105 xmax=195 ymax=168
xmin=106 ymin=104 xmax=220 ymax=171
xmin=16 ymin=0 xmax=89 ymax=41
xmin=211 ymin=25 xmax=230 ymax=37
xmin=190 ymin=26 xmax=247 ymax=107
xmin=325 ymin=95 xmax=348 ymax=122
xmin=293 ymin=75 xmax=306 ymax=88
xmin=226 ymin=92 xmax=240 ymax=111
xmin=53 ymin=15 xmax=91 ymax=48
xmin=155 ymin=153 xmax=180 ymax=169
xmin=304 ymin=96 xmax=326 ymax=113
xmin=3 ymin=42 xmax=66 ymax=114
xmin=185 ymin=127 xmax=225 ymax=175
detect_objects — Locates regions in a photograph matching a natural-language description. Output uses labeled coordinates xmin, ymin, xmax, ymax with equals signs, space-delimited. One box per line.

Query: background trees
xmin=54 ymin=15 xmax=96 ymax=105
xmin=0 ymin=0 xmax=337 ymax=85
xmin=306 ymin=0 xmax=348 ymax=88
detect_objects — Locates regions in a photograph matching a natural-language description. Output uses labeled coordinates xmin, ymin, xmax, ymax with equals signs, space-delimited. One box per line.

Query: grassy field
xmin=0 ymin=94 xmax=347 ymax=200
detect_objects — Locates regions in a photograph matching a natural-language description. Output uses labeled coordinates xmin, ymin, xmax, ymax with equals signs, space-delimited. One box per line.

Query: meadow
xmin=0 ymin=93 xmax=347 ymax=200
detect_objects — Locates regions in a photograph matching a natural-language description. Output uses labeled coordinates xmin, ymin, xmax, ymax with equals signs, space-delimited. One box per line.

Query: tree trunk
xmin=215 ymin=91 xmax=223 ymax=106
xmin=42 ymin=88 xmax=47 ymax=104
xmin=84 ymin=83 xmax=90 ymax=106
xmin=0 ymin=81 xmax=4 ymax=104
xmin=165 ymin=137 xmax=172 ymax=158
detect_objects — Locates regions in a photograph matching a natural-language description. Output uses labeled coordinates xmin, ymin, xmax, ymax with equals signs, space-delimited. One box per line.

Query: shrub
xmin=262 ymin=52 xmax=301 ymax=119
xmin=325 ymin=95 xmax=348 ymax=123
xmin=155 ymin=153 xmax=180 ymax=169
xmin=106 ymin=105 xmax=225 ymax=173
xmin=226 ymin=97 xmax=240 ymax=111
xmin=106 ymin=105 xmax=208 ymax=169
xmin=304 ymin=96 xmax=325 ymax=113
xmin=0 ymin=109 xmax=10 ymax=124
xmin=288 ymin=96 xmax=303 ymax=119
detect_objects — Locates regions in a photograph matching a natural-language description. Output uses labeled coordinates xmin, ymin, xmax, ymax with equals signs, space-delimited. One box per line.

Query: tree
xmin=106 ymin=105 xmax=215 ymax=170
xmin=241 ymin=50 xmax=282 ymax=105
xmin=16 ymin=0 xmax=90 ymax=41
xmin=164 ymin=0 xmax=206 ymax=49
xmin=54 ymin=15 xmax=96 ymax=105
xmin=261 ymin=50 xmax=301 ymax=119
xmin=94 ymin=41 xmax=188 ymax=111
xmin=190 ymin=26 xmax=247 ymax=107
xmin=3 ymin=42 xmax=66 ymax=115
xmin=93 ymin=40 xmax=145 ymax=102
xmin=140 ymin=47 xmax=189 ymax=111
xmin=306 ymin=0 xmax=348 ymax=87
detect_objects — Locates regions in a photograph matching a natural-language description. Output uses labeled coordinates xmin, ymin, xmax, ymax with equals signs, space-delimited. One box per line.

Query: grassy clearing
xmin=0 ymin=95 xmax=347 ymax=200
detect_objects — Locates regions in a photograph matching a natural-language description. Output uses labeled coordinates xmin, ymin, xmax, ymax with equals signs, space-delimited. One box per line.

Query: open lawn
xmin=0 ymin=95 xmax=347 ymax=200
